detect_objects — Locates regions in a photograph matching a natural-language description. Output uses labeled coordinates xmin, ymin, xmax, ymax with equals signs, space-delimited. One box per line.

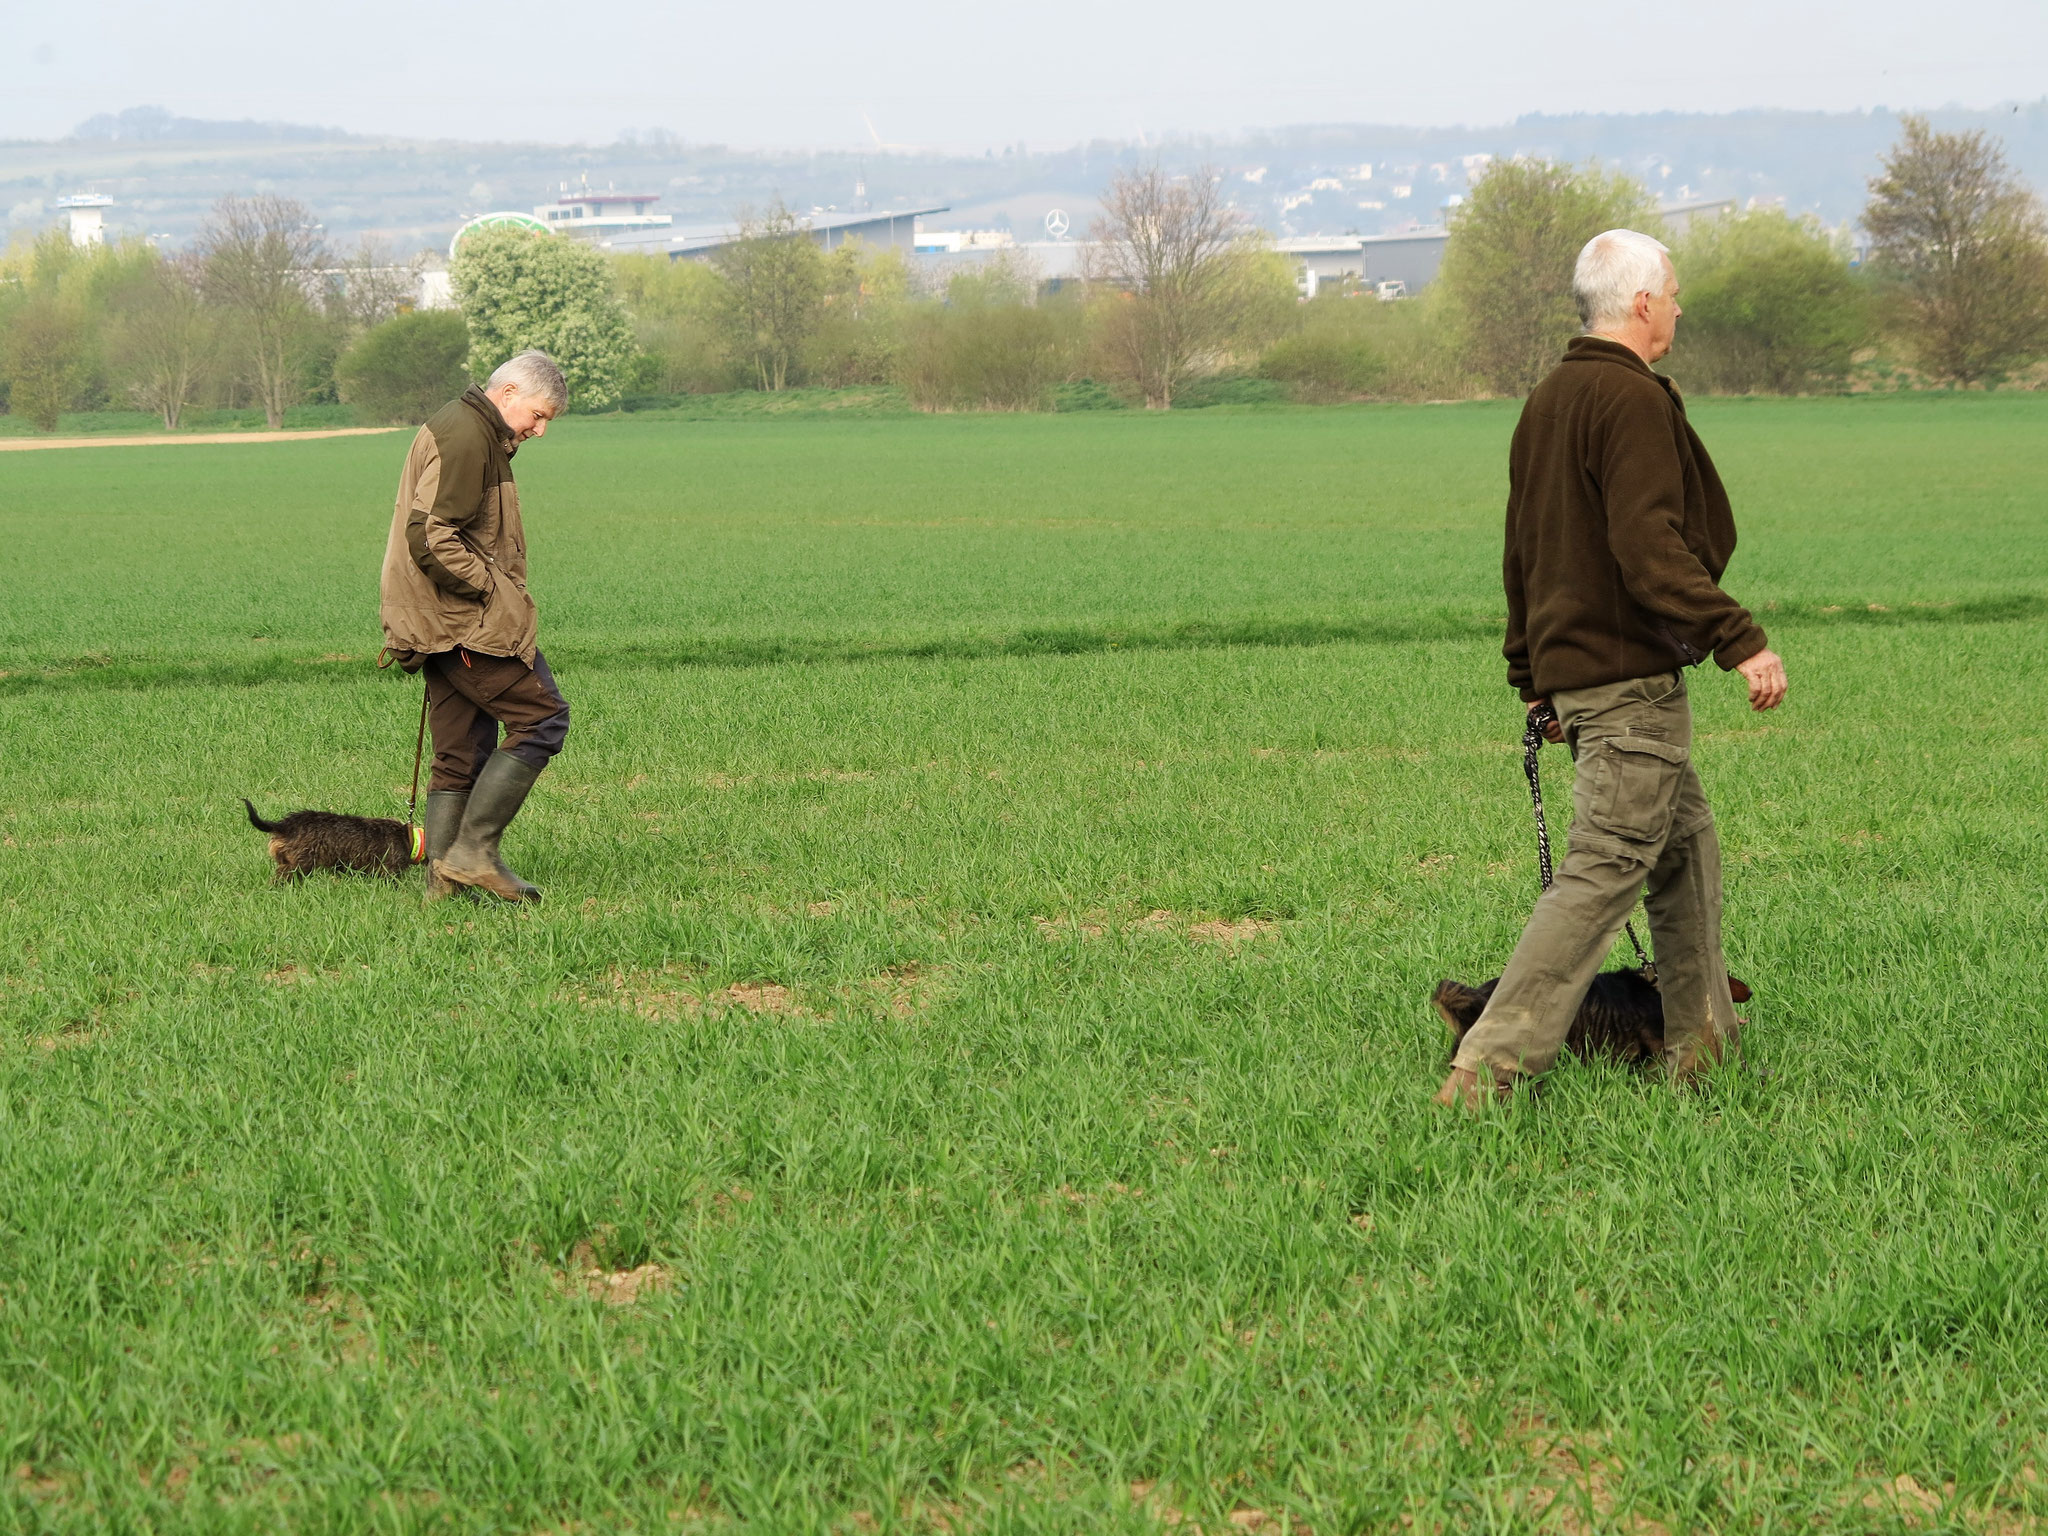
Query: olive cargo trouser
xmin=1452 ymin=672 xmax=1741 ymax=1079
xmin=423 ymin=648 xmax=570 ymax=793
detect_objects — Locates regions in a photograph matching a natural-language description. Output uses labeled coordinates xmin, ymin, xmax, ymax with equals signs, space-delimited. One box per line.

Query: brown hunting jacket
xmin=1503 ymin=336 xmax=1767 ymax=701
xmin=379 ymin=386 xmax=538 ymax=666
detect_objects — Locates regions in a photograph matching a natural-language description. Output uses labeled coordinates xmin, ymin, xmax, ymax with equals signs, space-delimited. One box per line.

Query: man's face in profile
xmin=492 ymin=385 xmax=555 ymax=444
xmin=1645 ymin=257 xmax=1682 ymax=362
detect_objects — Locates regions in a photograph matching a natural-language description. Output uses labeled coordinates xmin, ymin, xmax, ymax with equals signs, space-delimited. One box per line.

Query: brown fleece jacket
xmin=1503 ymin=336 xmax=1768 ymax=701
xmin=378 ymin=386 xmax=538 ymax=666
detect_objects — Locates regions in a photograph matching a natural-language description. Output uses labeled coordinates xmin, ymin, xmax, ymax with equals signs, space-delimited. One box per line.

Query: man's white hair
xmin=1572 ymin=229 xmax=1672 ymax=330
xmin=486 ymin=350 xmax=568 ymax=413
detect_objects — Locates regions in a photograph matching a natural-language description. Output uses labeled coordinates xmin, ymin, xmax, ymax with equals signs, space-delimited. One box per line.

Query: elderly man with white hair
xmin=1436 ymin=229 xmax=1788 ymax=1109
xmin=379 ymin=350 xmax=570 ymax=903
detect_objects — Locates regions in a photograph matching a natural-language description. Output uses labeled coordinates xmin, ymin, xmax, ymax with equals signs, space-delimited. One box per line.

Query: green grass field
xmin=2 ymin=396 xmax=2046 ymax=1533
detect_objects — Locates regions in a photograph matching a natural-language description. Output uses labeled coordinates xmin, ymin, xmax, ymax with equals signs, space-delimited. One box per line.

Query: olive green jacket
xmin=1502 ymin=337 xmax=1767 ymax=701
xmin=378 ymin=386 xmax=539 ymax=665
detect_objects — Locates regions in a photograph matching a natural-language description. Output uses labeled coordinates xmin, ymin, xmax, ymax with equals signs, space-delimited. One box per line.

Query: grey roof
xmin=602 ymin=203 xmax=949 ymax=253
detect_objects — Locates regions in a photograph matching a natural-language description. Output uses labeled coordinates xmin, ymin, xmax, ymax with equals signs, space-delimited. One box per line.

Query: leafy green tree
xmin=1438 ymin=160 xmax=1660 ymax=395
xmin=1863 ymin=115 xmax=2048 ymax=387
xmin=810 ymin=241 xmax=910 ymax=388
xmin=1669 ymin=211 xmax=1868 ymax=394
xmin=614 ymin=252 xmax=735 ymax=394
xmin=335 ymin=309 xmax=473 ymax=424
xmin=709 ymin=203 xmax=827 ymax=392
xmin=105 ymin=253 xmax=215 ymax=428
xmin=451 ymin=226 xmax=635 ymax=410
xmin=1 ymin=228 xmax=163 ymax=416
xmin=2 ymin=294 xmax=87 ymax=431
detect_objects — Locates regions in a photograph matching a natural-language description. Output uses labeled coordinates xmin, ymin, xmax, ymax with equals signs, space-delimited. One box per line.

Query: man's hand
xmin=1736 ymin=648 xmax=1788 ymax=711
xmin=1527 ymin=698 xmax=1564 ymax=742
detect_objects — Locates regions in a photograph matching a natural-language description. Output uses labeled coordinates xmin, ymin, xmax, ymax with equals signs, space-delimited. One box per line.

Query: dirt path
xmin=0 ymin=427 xmax=405 ymax=453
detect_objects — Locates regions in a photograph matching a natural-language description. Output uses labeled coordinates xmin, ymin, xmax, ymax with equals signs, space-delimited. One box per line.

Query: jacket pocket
xmin=1580 ymin=734 xmax=1689 ymax=846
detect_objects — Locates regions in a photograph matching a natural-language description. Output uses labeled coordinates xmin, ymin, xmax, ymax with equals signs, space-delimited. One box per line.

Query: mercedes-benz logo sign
xmin=1044 ymin=208 xmax=1070 ymax=239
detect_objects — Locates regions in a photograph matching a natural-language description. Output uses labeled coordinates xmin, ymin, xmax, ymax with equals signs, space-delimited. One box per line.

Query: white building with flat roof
xmin=55 ymin=193 xmax=113 ymax=248
xmin=535 ymin=187 xmax=672 ymax=240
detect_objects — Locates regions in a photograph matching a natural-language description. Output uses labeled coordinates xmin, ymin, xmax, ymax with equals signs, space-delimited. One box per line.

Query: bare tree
xmin=1864 ymin=115 xmax=2048 ymax=387
xmin=709 ymin=202 xmax=827 ymax=392
xmin=1085 ymin=166 xmax=1273 ymax=408
xmin=108 ymin=253 xmax=214 ymax=429
xmin=195 ymin=194 xmax=330 ymax=428
xmin=332 ymin=238 xmax=427 ymax=337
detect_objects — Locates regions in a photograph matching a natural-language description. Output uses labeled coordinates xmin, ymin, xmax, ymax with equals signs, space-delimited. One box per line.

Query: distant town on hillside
xmin=6 ymin=101 xmax=2047 ymax=258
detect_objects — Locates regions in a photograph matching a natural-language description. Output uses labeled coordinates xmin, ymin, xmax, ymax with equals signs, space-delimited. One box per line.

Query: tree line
xmin=4 ymin=115 xmax=2046 ymax=432
xmin=0 ymin=194 xmax=430 ymax=431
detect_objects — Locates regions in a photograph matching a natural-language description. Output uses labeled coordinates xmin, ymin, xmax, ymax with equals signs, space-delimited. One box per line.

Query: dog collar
xmin=409 ymin=825 xmax=426 ymax=864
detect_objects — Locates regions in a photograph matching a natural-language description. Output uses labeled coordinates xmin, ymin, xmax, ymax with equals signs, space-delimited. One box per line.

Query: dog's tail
xmin=243 ymin=798 xmax=285 ymax=833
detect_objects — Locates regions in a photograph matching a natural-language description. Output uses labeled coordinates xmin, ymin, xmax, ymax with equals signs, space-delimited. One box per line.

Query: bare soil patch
xmin=0 ymin=427 xmax=403 ymax=453
xmin=576 ymin=966 xmax=816 ymax=1022
xmin=551 ymin=1242 xmax=675 ymax=1306
xmin=302 ymin=1291 xmax=376 ymax=1365
xmin=1034 ymin=909 xmax=1278 ymax=946
xmin=1188 ymin=917 xmax=1278 ymax=946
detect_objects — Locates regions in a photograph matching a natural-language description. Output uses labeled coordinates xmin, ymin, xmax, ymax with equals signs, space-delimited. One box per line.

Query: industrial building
xmin=603 ymin=205 xmax=949 ymax=262
xmin=1275 ymin=232 xmax=1451 ymax=297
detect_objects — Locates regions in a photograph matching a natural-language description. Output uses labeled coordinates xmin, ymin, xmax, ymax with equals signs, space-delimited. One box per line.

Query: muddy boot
xmin=422 ymin=790 xmax=469 ymax=902
xmin=1433 ymin=1063 xmax=1522 ymax=1113
xmin=1664 ymin=1029 xmax=1732 ymax=1088
xmin=431 ymin=751 xmax=542 ymax=902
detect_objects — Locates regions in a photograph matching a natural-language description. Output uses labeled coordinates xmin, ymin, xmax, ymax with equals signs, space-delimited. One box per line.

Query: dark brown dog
xmin=1433 ymin=970 xmax=1753 ymax=1067
xmin=244 ymin=799 xmax=422 ymax=883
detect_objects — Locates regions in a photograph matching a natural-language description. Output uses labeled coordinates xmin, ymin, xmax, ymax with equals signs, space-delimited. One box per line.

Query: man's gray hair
xmin=486 ymin=350 xmax=568 ymax=412
xmin=1573 ymin=229 xmax=1672 ymax=330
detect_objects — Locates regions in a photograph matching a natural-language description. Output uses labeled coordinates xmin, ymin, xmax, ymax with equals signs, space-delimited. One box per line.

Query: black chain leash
xmin=1523 ymin=701 xmax=1654 ymax=978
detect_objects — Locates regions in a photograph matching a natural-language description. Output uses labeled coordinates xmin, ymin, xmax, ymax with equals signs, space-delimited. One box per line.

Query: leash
xmin=1523 ymin=702 xmax=1654 ymax=978
xmin=404 ymin=681 xmax=429 ymax=864
xmin=378 ymin=647 xmax=432 ymax=864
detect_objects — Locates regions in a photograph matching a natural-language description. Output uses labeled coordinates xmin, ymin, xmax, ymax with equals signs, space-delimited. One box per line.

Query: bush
xmin=1672 ymin=212 xmax=1868 ymax=393
xmin=898 ymin=266 xmax=1078 ymax=411
xmin=1260 ymin=326 xmax=1387 ymax=401
xmin=1438 ymin=160 xmax=1660 ymax=394
xmin=1258 ymin=293 xmax=1476 ymax=402
xmin=2 ymin=295 xmax=87 ymax=431
xmin=335 ymin=310 xmax=473 ymax=424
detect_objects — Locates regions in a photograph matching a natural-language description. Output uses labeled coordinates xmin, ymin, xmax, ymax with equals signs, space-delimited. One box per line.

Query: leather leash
xmin=1523 ymin=701 xmax=1654 ymax=979
xmin=377 ymin=647 xmax=432 ymax=864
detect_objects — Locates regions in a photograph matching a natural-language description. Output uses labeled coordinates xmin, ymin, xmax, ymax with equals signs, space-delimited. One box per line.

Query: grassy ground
xmin=1 ymin=397 xmax=2045 ymax=1532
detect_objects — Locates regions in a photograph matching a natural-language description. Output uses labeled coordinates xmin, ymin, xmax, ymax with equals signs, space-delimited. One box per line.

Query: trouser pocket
xmin=1579 ymin=734 xmax=1689 ymax=846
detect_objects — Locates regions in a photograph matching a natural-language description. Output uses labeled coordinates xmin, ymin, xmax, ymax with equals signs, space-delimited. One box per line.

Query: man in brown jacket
xmin=379 ymin=350 xmax=570 ymax=903
xmin=1437 ymin=229 xmax=1787 ymax=1108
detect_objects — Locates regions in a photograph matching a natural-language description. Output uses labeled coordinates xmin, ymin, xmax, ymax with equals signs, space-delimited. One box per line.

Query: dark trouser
xmin=424 ymin=648 xmax=570 ymax=793
xmin=1452 ymin=671 xmax=1741 ymax=1079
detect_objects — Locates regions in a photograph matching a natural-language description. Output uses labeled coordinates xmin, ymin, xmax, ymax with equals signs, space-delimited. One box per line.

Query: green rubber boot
xmin=422 ymin=790 xmax=469 ymax=901
xmin=430 ymin=751 xmax=542 ymax=902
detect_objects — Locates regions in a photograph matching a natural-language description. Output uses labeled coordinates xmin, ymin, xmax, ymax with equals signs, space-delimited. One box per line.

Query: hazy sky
xmin=6 ymin=0 xmax=2046 ymax=148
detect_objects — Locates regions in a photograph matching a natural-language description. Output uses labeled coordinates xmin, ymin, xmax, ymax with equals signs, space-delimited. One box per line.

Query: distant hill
xmin=4 ymin=102 xmax=2044 ymax=257
xmin=68 ymin=105 xmax=351 ymax=144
